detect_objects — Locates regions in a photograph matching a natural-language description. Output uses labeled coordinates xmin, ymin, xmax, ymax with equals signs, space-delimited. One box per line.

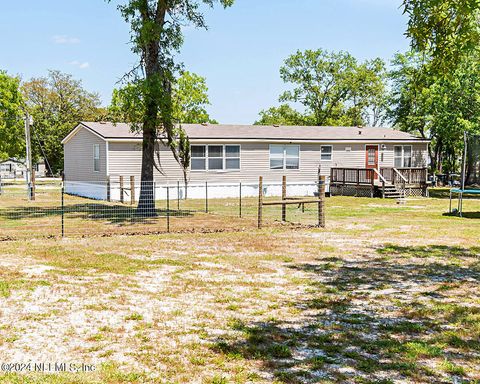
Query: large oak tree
xmin=22 ymin=70 xmax=103 ymax=174
xmin=403 ymin=0 xmax=480 ymax=73
xmin=109 ymin=0 xmax=233 ymax=214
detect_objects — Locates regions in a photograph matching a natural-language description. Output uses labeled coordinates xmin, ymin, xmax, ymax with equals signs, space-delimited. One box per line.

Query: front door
xmin=365 ymin=145 xmax=379 ymax=179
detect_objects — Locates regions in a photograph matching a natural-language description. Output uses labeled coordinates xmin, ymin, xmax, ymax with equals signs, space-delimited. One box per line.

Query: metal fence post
xmin=167 ymin=186 xmax=170 ymax=233
xmin=282 ymin=175 xmax=287 ymax=222
xmin=106 ymin=176 xmax=111 ymax=202
xmin=61 ymin=182 xmax=65 ymax=238
xmin=31 ymin=169 xmax=36 ymax=201
xmin=205 ymin=181 xmax=208 ymax=213
xmin=119 ymin=176 xmax=124 ymax=204
xmin=239 ymin=182 xmax=242 ymax=218
xmin=0 ymin=176 xmax=2 ymax=195
xmin=318 ymin=175 xmax=326 ymax=228
xmin=258 ymin=176 xmax=263 ymax=229
xmin=177 ymin=180 xmax=180 ymax=211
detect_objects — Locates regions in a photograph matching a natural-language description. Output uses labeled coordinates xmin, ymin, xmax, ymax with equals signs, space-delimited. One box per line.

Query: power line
xmin=32 ymin=126 xmax=54 ymax=176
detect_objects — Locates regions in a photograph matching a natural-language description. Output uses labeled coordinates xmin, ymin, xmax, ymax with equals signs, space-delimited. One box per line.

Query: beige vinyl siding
xmin=108 ymin=140 xmax=429 ymax=184
xmin=64 ymin=128 xmax=107 ymax=182
xmin=329 ymin=144 xmax=366 ymax=169
xmin=318 ymin=142 xmax=429 ymax=177
xmin=109 ymin=142 xmax=322 ymax=184
xmin=109 ymin=141 xmax=427 ymax=184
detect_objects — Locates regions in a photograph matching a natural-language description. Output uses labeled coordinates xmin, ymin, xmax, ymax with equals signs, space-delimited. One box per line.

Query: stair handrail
xmin=393 ymin=168 xmax=408 ymax=183
xmin=373 ymin=168 xmax=387 ymax=198
xmin=393 ymin=168 xmax=407 ymax=197
xmin=373 ymin=168 xmax=387 ymax=184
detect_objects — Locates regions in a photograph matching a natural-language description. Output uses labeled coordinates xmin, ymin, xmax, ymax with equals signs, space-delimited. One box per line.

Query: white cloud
xmin=69 ymin=60 xmax=90 ymax=69
xmin=53 ymin=35 xmax=81 ymax=44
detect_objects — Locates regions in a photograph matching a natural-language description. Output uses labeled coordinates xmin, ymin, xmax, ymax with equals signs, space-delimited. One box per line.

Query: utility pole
xmin=24 ymin=112 xmax=34 ymax=200
xmin=461 ymin=131 xmax=467 ymax=191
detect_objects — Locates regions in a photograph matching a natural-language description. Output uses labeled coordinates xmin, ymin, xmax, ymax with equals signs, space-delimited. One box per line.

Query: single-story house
xmin=62 ymin=122 xmax=430 ymax=200
xmin=0 ymin=159 xmax=47 ymax=180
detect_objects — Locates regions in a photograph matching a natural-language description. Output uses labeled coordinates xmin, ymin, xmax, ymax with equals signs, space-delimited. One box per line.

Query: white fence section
xmin=64 ymin=179 xmax=330 ymax=202
xmin=65 ymin=181 xmax=108 ymax=200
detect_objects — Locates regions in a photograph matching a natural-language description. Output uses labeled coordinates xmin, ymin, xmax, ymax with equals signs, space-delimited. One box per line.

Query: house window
xmin=191 ymin=145 xmax=207 ymax=170
xmin=191 ymin=145 xmax=241 ymax=171
xmin=321 ymin=146 xmax=332 ymax=161
xmin=394 ymin=145 xmax=413 ymax=168
xmin=403 ymin=146 xmax=412 ymax=167
xmin=93 ymin=144 xmax=100 ymax=172
xmin=270 ymin=145 xmax=300 ymax=170
xmin=208 ymin=145 xmax=223 ymax=170
xmin=367 ymin=147 xmax=376 ymax=165
xmin=225 ymin=145 xmax=240 ymax=170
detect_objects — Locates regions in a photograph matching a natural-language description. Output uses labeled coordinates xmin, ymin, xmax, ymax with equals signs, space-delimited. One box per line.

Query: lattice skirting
xmin=331 ymin=185 xmax=427 ymax=198
xmin=331 ymin=185 xmax=374 ymax=198
xmin=404 ymin=187 xmax=427 ymax=197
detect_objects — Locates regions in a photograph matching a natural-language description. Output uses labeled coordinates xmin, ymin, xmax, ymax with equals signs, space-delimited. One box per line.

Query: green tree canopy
xmin=22 ymin=70 xmax=103 ymax=173
xmin=254 ymin=104 xmax=309 ymax=126
xmin=389 ymin=51 xmax=480 ymax=173
xmin=109 ymin=71 xmax=216 ymax=124
xmin=257 ymin=49 xmax=388 ymax=127
xmin=0 ymin=71 xmax=24 ymax=160
xmin=403 ymin=0 xmax=480 ymax=73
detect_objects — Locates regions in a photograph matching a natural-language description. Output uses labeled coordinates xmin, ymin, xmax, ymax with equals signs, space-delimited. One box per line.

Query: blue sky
xmin=0 ymin=0 xmax=410 ymax=124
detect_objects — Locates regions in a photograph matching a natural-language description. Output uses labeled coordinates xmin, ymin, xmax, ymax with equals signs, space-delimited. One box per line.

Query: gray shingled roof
xmin=76 ymin=121 xmax=426 ymax=142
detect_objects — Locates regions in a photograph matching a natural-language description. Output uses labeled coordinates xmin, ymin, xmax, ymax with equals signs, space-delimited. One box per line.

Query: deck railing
xmin=381 ymin=167 xmax=428 ymax=186
xmin=330 ymin=168 xmax=375 ymax=185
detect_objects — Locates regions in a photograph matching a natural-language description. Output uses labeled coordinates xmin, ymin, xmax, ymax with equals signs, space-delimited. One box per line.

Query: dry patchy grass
xmin=0 ymin=191 xmax=479 ymax=383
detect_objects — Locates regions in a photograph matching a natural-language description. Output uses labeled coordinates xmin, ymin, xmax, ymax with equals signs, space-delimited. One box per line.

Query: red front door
xmin=366 ymin=145 xmax=379 ymax=179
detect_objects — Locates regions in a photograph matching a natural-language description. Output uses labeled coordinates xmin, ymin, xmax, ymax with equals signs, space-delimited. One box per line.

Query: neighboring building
xmin=0 ymin=159 xmax=47 ymax=180
xmin=0 ymin=159 xmax=27 ymax=179
xmin=62 ymin=122 xmax=430 ymax=200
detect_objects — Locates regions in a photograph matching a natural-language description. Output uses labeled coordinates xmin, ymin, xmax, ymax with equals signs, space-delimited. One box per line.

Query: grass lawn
xmin=0 ymin=187 xmax=479 ymax=383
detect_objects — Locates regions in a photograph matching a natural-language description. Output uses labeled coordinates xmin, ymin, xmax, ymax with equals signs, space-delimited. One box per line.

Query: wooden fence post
xmin=119 ymin=176 xmax=124 ymax=204
xmin=282 ymin=175 xmax=287 ymax=222
xmin=258 ymin=176 xmax=263 ymax=229
xmin=318 ymin=175 xmax=326 ymax=228
xmin=130 ymin=176 xmax=135 ymax=205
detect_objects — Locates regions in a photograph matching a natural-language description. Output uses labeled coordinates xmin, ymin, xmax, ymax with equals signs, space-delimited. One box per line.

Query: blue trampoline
xmin=448 ymin=132 xmax=480 ymax=217
xmin=449 ymin=188 xmax=480 ymax=217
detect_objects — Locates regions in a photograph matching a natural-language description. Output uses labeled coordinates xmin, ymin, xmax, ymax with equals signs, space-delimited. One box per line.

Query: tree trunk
xmin=137 ymin=118 xmax=157 ymax=216
xmin=183 ymin=171 xmax=188 ymax=200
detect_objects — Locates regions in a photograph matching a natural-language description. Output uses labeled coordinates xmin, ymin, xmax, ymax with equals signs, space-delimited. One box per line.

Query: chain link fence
xmin=0 ymin=179 xmax=324 ymax=239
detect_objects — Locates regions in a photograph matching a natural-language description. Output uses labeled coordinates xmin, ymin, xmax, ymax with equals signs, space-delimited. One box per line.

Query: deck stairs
xmin=382 ymin=183 xmax=406 ymax=199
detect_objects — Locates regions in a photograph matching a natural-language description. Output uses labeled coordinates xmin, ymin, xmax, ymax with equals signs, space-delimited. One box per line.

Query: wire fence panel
xmin=0 ymin=179 xmax=324 ymax=239
xmin=0 ymin=179 xmax=63 ymax=239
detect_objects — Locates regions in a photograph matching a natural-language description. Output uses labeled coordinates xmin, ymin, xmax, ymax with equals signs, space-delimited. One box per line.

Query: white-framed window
xmin=394 ymin=145 xmax=412 ymax=168
xmin=191 ymin=144 xmax=241 ymax=171
xmin=93 ymin=144 xmax=100 ymax=172
xmin=270 ymin=145 xmax=300 ymax=170
xmin=321 ymin=145 xmax=332 ymax=161
xmin=225 ymin=145 xmax=241 ymax=170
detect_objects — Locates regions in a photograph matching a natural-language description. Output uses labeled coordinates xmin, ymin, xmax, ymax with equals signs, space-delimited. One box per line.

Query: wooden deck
xmin=330 ymin=167 xmax=428 ymax=198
